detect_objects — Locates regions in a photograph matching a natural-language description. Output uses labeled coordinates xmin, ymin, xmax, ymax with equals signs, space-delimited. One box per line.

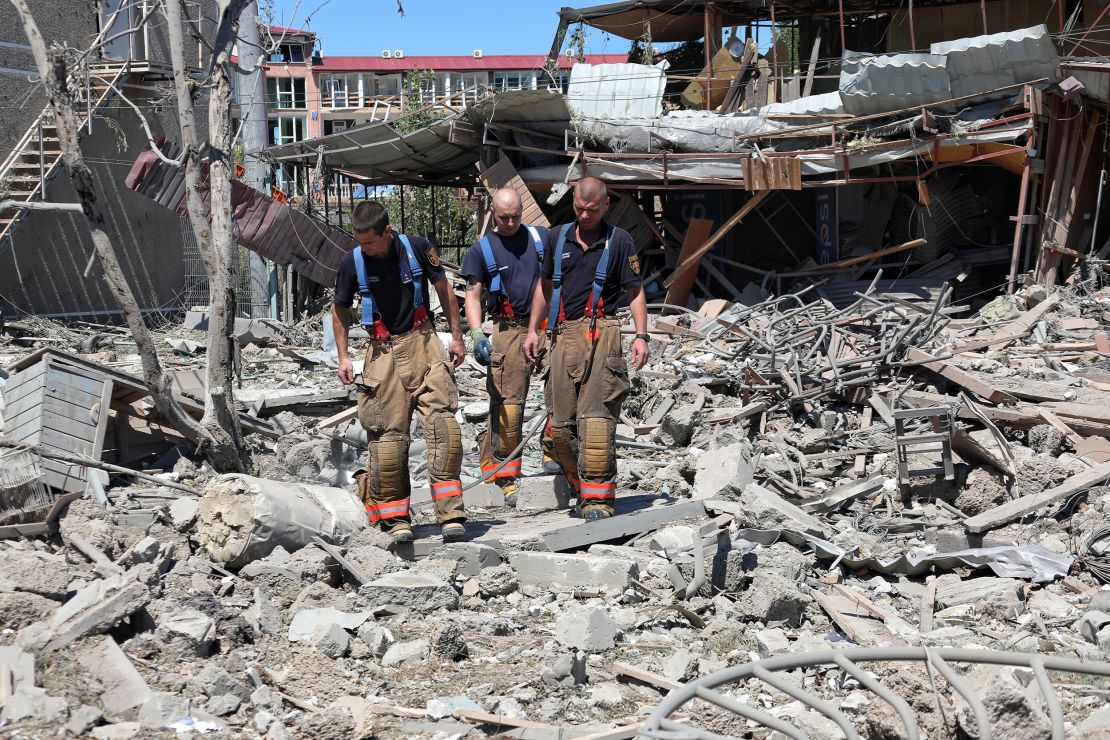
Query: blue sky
xmin=266 ymin=0 xmax=631 ymax=57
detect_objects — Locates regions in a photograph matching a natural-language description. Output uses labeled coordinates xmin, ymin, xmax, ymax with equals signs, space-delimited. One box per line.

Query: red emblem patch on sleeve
xmin=629 ymin=255 xmax=641 ymax=275
xmin=425 ymin=247 xmax=441 ymax=267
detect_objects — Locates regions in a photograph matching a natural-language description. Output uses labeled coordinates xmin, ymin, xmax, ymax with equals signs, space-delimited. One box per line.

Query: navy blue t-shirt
xmin=541 ymin=221 xmax=641 ymax=321
xmin=333 ymin=234 xmax=445 ymax=335
xmin=460 ymin=226 xmax=547 ymax=318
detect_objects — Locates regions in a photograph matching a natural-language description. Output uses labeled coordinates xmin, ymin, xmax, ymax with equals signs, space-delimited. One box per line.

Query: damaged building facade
xmin=4 ymin=0 xmax=1110 ymax=738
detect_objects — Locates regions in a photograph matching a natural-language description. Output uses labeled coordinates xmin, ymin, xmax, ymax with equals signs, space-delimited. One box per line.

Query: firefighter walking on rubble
xmin=461 ymin=188 xmax=548 ymax=507
xmin=523 ymin=177 xmax=650 ymax=520
xmin=333 ymin=201 xmax=467 ymax=544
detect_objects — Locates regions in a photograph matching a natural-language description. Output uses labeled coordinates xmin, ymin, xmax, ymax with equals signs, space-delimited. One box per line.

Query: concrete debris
xmin=6 ymin=270 xmax=1110 ymax=738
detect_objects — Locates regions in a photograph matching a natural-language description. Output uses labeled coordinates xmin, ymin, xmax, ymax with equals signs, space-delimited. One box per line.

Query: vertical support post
xmin=1008 ymin=154 xmax=1032 ymax=293
xmin=431 ymin=186 xmax=438 ymax=242
xmin=337 ymin=174 xmax=344 ymax=229
xmin=323 ymin=174 xmax=331 ymax=225
xmin=85 ymin=65 xmax=92 ymax=134
xmin=770 ymin=0 xmax=778 ymax=105
xmin=908 ymin=0 xmax=916 ymax=49
xmin=703 ymin=5 xmax=713 ymax=111
xmin=838 ymin=0 xmax=846 ymax=51
xmin=37 ymin=118 xmax=45 ymax=200
xmin=400 ymin=185 xmax=406 ymax=233
xmin=285 ymin=264 xmax=294 ymax=323
xmin=979 ymin=0 xmax=988 ymax=34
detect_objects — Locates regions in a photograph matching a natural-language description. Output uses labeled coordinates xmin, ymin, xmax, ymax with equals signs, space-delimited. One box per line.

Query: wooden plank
xmin=1 ymin=387 xmax=44 ymax=421
xmin=1037 ymin=409 xmax=1085 ymax=446
xmin=905 ymin=347 xmax=1016 ymax=404
xmin=963 ymin=461 xmax=1110 ymax=533
xmin=315 ymin=406 xmax=358 ymax=430
xmin=919 ymin=579 xmax=937 ymax=632
xmin=1045 ymin=401 xmax=1110 ymax=426
xmin=853 ymin=407 xmax=873 ymax=477
xmin=869 ymin=393 xmax=895 ymax=427
xmin=612 ymin=661 xmax=681 ymax=692
xmin=792 ymin=238 xmax=926 ymax=274
xmin=664 ymin=192 xmax=771 ymax=289
xmin=830 ymin=583 xmax=919 ymax=640
xmin=953 ymin=294 xmax=1060 ymax=352
xmin=802 ymin=31 xmax=821 ymax=98
xmin=454 ymin=708 xmax=561 ymax=730
xmin=662 ymin=217 xmax=714 ymax=308
xmin=477 ymin=157 xmax=550 ymax=228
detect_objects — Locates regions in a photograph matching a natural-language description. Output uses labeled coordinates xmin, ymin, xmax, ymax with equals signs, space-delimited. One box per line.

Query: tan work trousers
xmin=353 ymin=324 xmax=465 ymax=531
xmin=541 ymin=316 xmax=630 ymax=515
xmin=478 ymin=321 xmax=537 ymax=488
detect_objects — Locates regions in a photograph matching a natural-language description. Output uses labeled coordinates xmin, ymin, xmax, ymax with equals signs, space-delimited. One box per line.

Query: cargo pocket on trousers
xmin=355 ymin=377 xmax=384 ymax=433
xmin=489 ymin=352 xmax=506 ymax=399
xmin=603 ymin=355 xmax=630 ymax=406
xmin=439 ymin=361 xmax=459 ymax=410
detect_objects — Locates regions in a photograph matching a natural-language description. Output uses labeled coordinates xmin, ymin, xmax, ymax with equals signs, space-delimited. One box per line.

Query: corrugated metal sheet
xmin=567 ymin=62 xmax=666 ymax=119
xmin=931 ymin=24 xmax=1058 ymax=102
xmin=755 ymin=91 xmax=844 ymax=117
xmin=125 ymin=145 xmax=354 ymax=287
xmin=839 ymin=52 xmax=950 ymax=116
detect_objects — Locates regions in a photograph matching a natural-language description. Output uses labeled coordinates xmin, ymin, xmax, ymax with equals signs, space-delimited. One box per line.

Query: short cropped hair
xmin=351 ymin=201 xmax=390 ymax=235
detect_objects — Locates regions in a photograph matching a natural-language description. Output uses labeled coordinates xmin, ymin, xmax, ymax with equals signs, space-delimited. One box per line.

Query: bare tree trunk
xmin=8 ymin=0 xmax=218 ymax=457
xmin=164 ymin=0 xmax=248 ymax=472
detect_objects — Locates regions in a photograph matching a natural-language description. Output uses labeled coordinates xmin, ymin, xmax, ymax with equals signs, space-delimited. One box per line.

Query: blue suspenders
xmin=478 ymin=227 xmax=545 ymax=316
xmin=547 ymin=224 xmax=613 ymax=335
xmin=352 ymin=234 xmax=424 ymax=331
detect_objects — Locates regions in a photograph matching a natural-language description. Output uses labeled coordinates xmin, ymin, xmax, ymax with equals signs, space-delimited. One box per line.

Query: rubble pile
xmin=2 ymin=281 xmax=1110 ymax=738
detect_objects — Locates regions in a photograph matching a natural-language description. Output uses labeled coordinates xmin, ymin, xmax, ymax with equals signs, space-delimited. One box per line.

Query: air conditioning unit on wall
xmin=394 ymin=50 xmax=404 ymax=58
xmin=473 ymin=50 xmax=483 ymax=58
xmin=381 ymin=50 xmax=392 ymax=58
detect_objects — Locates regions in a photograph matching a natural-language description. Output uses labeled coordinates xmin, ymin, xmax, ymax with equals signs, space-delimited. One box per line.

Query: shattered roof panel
xmin=931 ymin=24 xmax=1059 ymax=102
xmin=567 ymin=62 xmax=666 ymax=119
xmin=839 ymin=52 xmax=951 ymax=116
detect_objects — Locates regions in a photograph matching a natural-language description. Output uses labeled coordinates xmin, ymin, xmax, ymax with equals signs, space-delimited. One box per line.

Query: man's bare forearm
xmin=627 ymin=286 xmax=648 ymax=334
xmin=333 ymin=305 xmax=351 ymax=360
xmin=464 ymin=286 xmax=483 ymax=333
xmin=527 ymin=279 xmax=552 ymax=334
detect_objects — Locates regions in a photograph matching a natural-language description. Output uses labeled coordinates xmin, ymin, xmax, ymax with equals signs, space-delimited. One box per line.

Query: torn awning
xmin=259 ymin=90 xmax=572 ymax=185
xmin=558 ymin=1 xmax=752 ymax=42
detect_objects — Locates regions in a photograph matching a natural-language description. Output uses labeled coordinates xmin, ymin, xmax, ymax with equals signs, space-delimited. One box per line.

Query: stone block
xmin=0 ymin=688 xmax=67 ymax=724
xmin=476 ymin=564 xmax=518 ymax=596
xmin=27 ymin=576 xmax=151 ymax=652
xmin=357 ymin=624 xmax=394 ymax=658
xmin=694 ymin=442 xmax=754 ymax=499
xmin=203 ymin=694 xmax=241 ymax=717
xmin=554 ymin=606 xmax=619 ymax=651
xmin=514 ymin=475 xmax=574 ymax=512
xmin=137 ymin=692 xmax=190 ymax=729
xmin=168 ymin=499 xmax=199 ymax=532
xmin=463 ymin=483 xmax=504 ymax=507
xmin=509 ymin=552 xmax=637 ymax=591
xmin=541 ymin=652 xmax=588 ymax=686
xmin=662 ymin=649 xmax=694 ymax=681
xmin=661 ymin=405 xmax=701 ymax=446
xmin=722 ymin=543 xmax=810 ymax=590
xmin=380 ymin=639 xmax=428 ymax=667
xmin=243 ymin=588 xmax=282 ymax=637
xmin=65 ymin=705 xmax=104 ymax=735
xmin=734 ymin=572 xmax=808 ymax=626
xmin=156 ymin=608 xmax=216 ymax=656
xmin=309 ymin=622 xmax=350 ymax=658
xmin=935 ymin=575 xmax=1024 ymax=618
xmin=287 ymin=607 xmax=372 ymax=642
xmin=196 ymin=665 xmax=252 ymax=703
xmin=76 ymin=636 xmax=152 ymax=718
xmin=360 ymin=571 xmax=459 ymax=611
xmin=425 ymin=542 xmax=502 ymax=577
xmin=755 ymin=628 xmax=791 ymax=658
xmin=732 ymin=483 xmax=835 ymax=537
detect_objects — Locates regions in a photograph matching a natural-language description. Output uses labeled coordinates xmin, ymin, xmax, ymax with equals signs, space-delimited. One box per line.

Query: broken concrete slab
xmin=734 ymin=571 xmax=809 ymax=626
xmin=287 ymin=607 xmax=373 ymax=642
xmin=935 ymin=575 xmax=1024 ymax=618
xmin=155 ymin=608 xmax=216 ymax=656
xmin=542 ymin=652 xmax=588 ymax=686
xmin=554 ymin=605 xmax=619 ymax=651
xmin=308 ymin=622 xmax=350 ymax=658
xmin=426 ymin=542 xmax=502 ymax=577
xmin=0 ymin=686 xmax=68 ymax=724
xmin=513 ymin=475 xmax=574 ymax=512
xmin=380 ymin=639 xmax=428 ymax=667
xmin=168 ymin=498 xmax=199 ymax=532
xmin=360 ymin=571 xmax=458 ymax=611
xmin=693 ymin=442 xmax=754 ymax=499
xmin=21 ymin=576 xmax=151 ymax=652
xmin=509 ymin=551 xmax=638 ymax=591
xmin=729 ymin=483 xmax=836 ymax=537
xmin=0 ymin=548 xmax=83 ymax=599
xmin=137 ymin=692 xmax=190 ymax=729
xmin=357 ymin=624 xmax=394 ymax=658
xmin=65 ymin=705 xmax=104 ymax=735
xmin=76 ymin=637 xmax=153 ymax=718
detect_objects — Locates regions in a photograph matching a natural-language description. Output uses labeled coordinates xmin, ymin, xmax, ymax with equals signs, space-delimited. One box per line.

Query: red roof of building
xmin=315 ymin=53 xmax=626 ymax=73
xmin=268 ymin=25 xmax=316 ymax=38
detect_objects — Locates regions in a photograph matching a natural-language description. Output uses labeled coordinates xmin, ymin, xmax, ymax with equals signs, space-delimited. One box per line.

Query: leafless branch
xmin=0 ymin=199 xmax=84 ymax=213
xmin=92 ymin=75 xmax=185 ymax=167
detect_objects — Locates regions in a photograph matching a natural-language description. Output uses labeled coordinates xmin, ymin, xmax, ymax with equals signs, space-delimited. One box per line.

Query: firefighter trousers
xmin=541 ymin=316 xmax=630 ymax=516
xmin=478 ymin=321 xmax=540 ymax=490
xmin=353 ymin=324 xmax=465 ymax=531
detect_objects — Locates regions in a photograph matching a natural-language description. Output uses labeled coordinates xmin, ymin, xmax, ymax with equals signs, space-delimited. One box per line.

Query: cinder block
xmin=514 ymin=475 xmax=574 ymax=512
xmin=508 ymin=551 xmax=637 ymax=591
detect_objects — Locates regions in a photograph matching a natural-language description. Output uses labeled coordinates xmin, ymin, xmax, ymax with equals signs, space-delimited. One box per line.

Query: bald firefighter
xmin=523 ymin=178 xmax=649 ymax=519
xmin=333 ymin=201 xmax=467 ymax=544
xmin=461 ymin=189 xmax=548 ymax=506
